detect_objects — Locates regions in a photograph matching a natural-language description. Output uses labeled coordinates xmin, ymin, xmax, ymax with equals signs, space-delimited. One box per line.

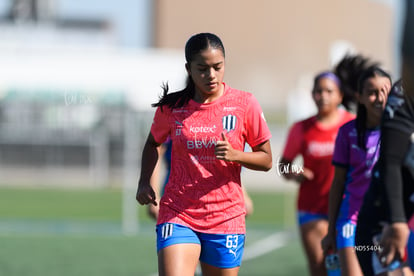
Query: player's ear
xmin=185 ymin=63 xmax=191 ymax=75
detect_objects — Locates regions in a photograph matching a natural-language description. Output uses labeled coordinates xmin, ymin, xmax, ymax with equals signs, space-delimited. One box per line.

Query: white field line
xmin=242 ymin=231 xmax=290 ymax=261
xmin=147 ymin=231 xmax=291 ymax=276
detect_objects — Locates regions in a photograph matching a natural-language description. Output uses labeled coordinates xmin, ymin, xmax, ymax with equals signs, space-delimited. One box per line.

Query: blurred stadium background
xmin=0 ymin=0 xmax=404 ymax=275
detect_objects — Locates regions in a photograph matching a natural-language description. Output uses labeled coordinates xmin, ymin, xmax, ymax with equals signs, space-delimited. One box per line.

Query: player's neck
xmin=316 ymin=109 xmax=341 ymax=127
xmin=193 ymin=85 xmax=224 ymax=104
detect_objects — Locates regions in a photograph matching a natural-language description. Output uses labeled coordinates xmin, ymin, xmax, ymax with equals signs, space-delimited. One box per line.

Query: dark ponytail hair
xmin=355 ymin=66 xmax=391 ymax=151
xmin=334 ymin=54 xmax=380 ymax=112
xmin=152 ymin=33 xmax=225 ymax=110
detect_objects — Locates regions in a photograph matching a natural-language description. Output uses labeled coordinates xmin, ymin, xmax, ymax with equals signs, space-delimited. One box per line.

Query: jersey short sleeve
xmin=244 ymin=95 xmax=272 ymax=147
xmin=282 ymin=122 xmax=303 ymax=161
xmin=332 ymin=122 xmax=351 ymax=168
xmin=151 ymin=107 xmax=172 ymax=144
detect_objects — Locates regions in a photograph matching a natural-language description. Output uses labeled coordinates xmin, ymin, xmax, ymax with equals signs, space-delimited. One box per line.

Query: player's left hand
xmin=215 ymin=132 xmax=237 ymax=162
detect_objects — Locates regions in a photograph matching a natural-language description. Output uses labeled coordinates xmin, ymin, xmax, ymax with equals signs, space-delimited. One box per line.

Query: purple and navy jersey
xmin=332 ymin=120 xmax=381 ymax=222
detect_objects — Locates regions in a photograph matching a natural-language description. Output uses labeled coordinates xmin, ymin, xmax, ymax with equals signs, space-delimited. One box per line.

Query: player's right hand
xmin=136 ymin=182 xmax=157 ymax=206
xmin=321 ymin=232 xmax=337 ymax=257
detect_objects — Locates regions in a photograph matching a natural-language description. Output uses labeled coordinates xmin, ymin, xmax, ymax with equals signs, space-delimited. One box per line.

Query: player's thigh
xmin=299 ymin=218 xmax=329 ymax=241
xmin=156 ymin=223 xmax=201 ymax=276
xmin=338 ymin=247 xmax=363 ymax=276
xmin=299 ymin=219 xmax=328 ymax=275
xmin=298 ymin=213 xmax=328 ymax=256
xmin=158 ymin=243 xmax=201 ymax=276
xmin=200 ymin=262 xmax=240 ymax=276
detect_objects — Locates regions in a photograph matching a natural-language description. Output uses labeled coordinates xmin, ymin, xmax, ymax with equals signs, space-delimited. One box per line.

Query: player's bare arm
xmin=215 ymin=132 xmax=272 ymax=171
xmin=136 ymin=133 xmax=161 ymax=206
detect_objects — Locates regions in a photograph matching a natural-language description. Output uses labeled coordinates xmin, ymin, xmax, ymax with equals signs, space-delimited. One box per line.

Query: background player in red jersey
xmin=280 ymin=71 xmax=355 ymax=276
xmin=136 ymin=33 xmax=272 ymax=276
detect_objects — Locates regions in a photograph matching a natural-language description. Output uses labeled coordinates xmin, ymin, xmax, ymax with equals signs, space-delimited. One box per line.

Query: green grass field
xmin=0 ymin=187 xmax=307 ymax=276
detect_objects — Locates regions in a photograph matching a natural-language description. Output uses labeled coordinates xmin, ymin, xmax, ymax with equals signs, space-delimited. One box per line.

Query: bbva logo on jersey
xmin=222 ymin=114 xmax=237 ymax=132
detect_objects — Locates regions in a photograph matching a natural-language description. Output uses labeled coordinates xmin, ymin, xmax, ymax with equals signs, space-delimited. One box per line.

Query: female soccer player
xmin=356 ymin=2 xmax=414 ymax=275
xmin=136 ymin=32 xmax=272 ymax=276
xmin=355 ymin=80 xmax=414 ymax=276
xmin=280 ymin=71 xmax=354 ymax=276
xmin=322 ymin=66 xmax=392 ymax=276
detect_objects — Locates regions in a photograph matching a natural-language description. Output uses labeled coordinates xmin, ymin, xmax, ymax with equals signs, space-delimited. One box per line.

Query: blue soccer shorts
xmin=336 ymin=219 xmax=357 ymax=249
xmin=297 ymin=211 xmax=328 ymax=226
xmin=408 ymin=230 xmax=414 ymax=270
xmin=156 ymin=223 xmax=245 ymax=268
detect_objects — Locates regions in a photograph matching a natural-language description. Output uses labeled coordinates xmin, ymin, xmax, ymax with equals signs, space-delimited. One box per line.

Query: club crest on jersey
xmin=222 ymin=114 xmax=237 ymax=132
xmin=175 ymin=121 xmax=183 ymax=136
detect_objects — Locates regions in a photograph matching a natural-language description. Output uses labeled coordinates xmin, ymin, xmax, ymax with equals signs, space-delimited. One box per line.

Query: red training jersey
xmin=282 ymin=109 xmax=355 ymax=215
xmin=151 ymin=83 xmax=271 ymax=234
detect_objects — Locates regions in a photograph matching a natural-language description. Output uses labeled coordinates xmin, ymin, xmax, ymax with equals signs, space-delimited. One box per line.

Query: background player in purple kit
xmin=322 ymin=66 xmax=392 ymax=276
